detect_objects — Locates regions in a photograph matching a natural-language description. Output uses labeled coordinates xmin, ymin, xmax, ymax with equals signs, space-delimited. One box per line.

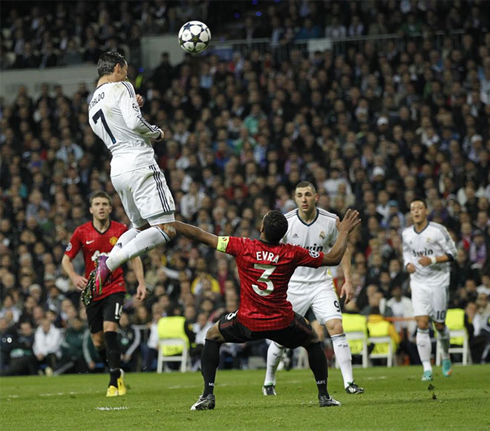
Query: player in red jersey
xmin=174 ymin=209 xmax=361 ymax=410
xmin=62 ymin=191 xmax=146 ymax=397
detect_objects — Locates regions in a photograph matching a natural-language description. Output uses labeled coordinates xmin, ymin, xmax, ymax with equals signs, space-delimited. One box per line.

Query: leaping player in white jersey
xmin=262 ymin=181 xmax=364 ymax=396
xmin=88 ymin=52 xmax=176 ymax=293
xmin=403 ymin=198 xmax=457 ymax=381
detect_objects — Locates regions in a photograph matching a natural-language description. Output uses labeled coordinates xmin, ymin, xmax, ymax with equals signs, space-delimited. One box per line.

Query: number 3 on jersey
xmin=252 ymin=264 xmax=276 ymax=296
xmin=92 ymin=109 xmax=116 ymax=144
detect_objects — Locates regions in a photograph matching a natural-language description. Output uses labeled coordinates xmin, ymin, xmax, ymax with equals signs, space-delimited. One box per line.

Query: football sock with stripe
xmin=106 ymin=226 xmax=171 ymax=271
xmin=201 ymin=339 xmax=221 ymax=397
xmin=105 ymin=331 xmax=121 ymax=387
xmin=264 ymin=342 xmax=284 ymax=386
xmin=306 ymin=342 xmax=329 ymax=397
xmin=416 ymin=328 xmax=432 ymax=372
xmin=108 ymin=228 xmax=140 ymax=259
xmin=331 ymin=333 xmax=353 ymax=388
xmin=436 ymin=325 xmax=451 ymax=360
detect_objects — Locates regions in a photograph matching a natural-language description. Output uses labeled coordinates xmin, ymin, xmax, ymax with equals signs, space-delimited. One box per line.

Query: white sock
xmin=108 ymin=228 xmax=140 ymax=260
xmin=106 ymin=226 xmax=171 ymax=271
xmin=437 ymin=325 xmax=450 ymax=360
xmin=264 ymin=342 xmax=284 ymax=386
xmin=331 ymin=333 xmax=353 ymax=388
xmin=416 ymin=328 xmax=432 ymax=372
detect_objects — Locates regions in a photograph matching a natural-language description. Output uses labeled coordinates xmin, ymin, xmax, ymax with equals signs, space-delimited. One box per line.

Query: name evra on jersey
xmin=256 ymin=251 xmax=279 ymax=263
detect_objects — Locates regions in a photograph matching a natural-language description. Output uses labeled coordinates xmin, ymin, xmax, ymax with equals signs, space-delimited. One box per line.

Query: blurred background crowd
xmin=1 ymin=0 xmax=490 ymax=376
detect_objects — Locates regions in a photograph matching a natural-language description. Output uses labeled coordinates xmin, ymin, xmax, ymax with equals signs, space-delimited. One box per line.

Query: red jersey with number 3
xmin=218 ymin=236 xmax=324 ymax=331
xmin=65 ymin=221 xmax=128 ymax=301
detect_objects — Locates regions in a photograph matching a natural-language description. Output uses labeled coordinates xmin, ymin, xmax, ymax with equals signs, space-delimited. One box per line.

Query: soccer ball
xmin=178 ymin=21 xmax=211 ymax=54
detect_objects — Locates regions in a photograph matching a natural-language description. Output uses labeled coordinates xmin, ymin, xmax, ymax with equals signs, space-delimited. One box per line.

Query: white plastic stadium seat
xmin=334 ymin=331 xmax=370 ymax=369
xmin=436 ymin=329 xmax=471 ymax=366
xmin=157 ymin=338 xmax=190 ymax=373
xmin=368 ymin=336 xmax=395 ymax=367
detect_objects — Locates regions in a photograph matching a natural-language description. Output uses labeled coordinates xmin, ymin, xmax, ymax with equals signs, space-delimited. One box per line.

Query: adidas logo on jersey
xmin=293 ymin=233 xmax=299 ymax=238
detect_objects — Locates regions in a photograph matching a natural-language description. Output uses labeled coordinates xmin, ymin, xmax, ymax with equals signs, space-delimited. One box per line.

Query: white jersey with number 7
xmin=88 ymin=81 xmax=162 ymax=176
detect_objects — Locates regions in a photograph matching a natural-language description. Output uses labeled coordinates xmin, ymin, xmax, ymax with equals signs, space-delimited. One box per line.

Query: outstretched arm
xmin=174 ymin=221 xmax=219 ymax=249
xmin=321 ymin=209 xmax=361 ymax=266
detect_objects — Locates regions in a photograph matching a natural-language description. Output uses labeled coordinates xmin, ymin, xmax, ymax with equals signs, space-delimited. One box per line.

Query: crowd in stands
xmin=2 ymin=0 xmax=490 ymax=70
xmin=1 ymin=0 xmax=490 ymax=375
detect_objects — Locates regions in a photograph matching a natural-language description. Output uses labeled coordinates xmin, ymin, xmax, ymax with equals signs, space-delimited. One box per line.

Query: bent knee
xmin=303 ymin=330 xmax=321 ymax=348
xmin=205 ymin=323 xmax=224 ymax=342
xmin=159 ymin=222 xmax=177 ymax=239
xmin=434 ymin=322 xmax=446 ymax=331
xmin=326 ymin=319 xmax=343 ymax=335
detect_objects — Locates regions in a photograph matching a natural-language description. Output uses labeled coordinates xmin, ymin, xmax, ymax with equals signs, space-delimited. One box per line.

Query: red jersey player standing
xmin=174 ymin=209 xmax=361 ymax=410
xmin=62 ymin=191 xmax=146 ymax=397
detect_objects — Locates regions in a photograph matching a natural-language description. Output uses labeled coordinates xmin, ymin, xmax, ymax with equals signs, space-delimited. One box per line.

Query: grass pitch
xmin=1 ymin=365 xmax=489 ymax=431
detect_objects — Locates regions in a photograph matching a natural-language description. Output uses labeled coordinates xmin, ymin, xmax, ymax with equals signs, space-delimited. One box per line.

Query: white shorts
xmin=111 ymin=164 xmax=175 ymax=228
xmin=410 ymin=280 xmax=449 ymax=322
xmin=287 ymin=282 xmax=342 ymax=324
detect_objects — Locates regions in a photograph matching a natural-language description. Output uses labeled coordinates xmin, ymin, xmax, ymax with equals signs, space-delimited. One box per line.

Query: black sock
xmin=97 ymin=348 xmax=107 ymax=367
xmin=201 ymin=339 xmax=221 ymax=396
xmin=306 ymin=342 xmax=329 ymax=397
xmin=105 ymin=331 xmax=121 ymax=386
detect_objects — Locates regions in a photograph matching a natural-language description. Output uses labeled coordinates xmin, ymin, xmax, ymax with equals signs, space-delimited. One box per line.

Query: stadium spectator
xmin=0 ymin=320 xmax=37 ymax=376
xmin=33 ymin=317 xmax=63 ymax=374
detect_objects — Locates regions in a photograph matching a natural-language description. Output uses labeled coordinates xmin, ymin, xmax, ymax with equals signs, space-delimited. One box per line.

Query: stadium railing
xmin=206 ymin=30 xmax=465 ymax=60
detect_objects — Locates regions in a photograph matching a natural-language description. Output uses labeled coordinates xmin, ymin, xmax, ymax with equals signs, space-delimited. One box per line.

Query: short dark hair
xmin=410 ymin=197 xmax=427 ymax=208
xmin=89 ymin=191 xmax=112 ymax=206
xmin=295 ymin=181 xmax=317 ymax=193
xmin=263 ymin=210 xmax=288 ymax=244
xmin=97 ymin=52 xmax=127 ymax=78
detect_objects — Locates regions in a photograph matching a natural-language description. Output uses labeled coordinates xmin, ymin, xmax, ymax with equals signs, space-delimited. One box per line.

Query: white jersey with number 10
xmin=402 ymin=222 xmax=457 ymax=286
xmin=88 ymin=81 xmax=162 ymax=176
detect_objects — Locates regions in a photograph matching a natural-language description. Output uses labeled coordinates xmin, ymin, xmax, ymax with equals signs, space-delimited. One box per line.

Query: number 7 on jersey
xmin=92 ymin=109 xmax=116 ymax=144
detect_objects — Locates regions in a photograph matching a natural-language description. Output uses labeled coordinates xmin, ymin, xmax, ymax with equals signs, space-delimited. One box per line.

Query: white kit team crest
xmin=284 ymin=208 xmax=338 ymax=286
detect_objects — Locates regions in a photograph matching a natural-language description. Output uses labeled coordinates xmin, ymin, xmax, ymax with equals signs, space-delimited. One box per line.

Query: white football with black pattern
xmin=178 ymin=21 xmax=211 ymax=53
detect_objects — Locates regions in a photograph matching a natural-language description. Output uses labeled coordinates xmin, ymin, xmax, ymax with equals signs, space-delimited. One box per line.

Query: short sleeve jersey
xmin=217 ymin=236 xmax=324 ymax=331
xmin=284 ymin=208 xmax=339 ymax=285
xmin=65 ymin=221 xmax=128 ymax=301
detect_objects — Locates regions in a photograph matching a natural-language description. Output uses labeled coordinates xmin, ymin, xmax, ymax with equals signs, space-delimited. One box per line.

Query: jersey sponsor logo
xmin=86 ymin=240 xmax=95 ymax=244
xmin=305 ymin=244 xmax=323 ymax=252
xmin=66 ymin=242 xmax=72 ymax=252
xmin=308 ymin=250 xmax=320 ymax=258
xmin=293 ymin=233 xmax=299 ymax=238
xmin=110 ymin=236 xmax=119 ymax=246
xmin=412 ymin=248 xmax=433 ymax=257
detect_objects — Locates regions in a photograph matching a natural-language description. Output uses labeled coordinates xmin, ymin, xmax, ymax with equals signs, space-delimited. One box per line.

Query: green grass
xmin=1 ymin=365 xmax=489 ymax=431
